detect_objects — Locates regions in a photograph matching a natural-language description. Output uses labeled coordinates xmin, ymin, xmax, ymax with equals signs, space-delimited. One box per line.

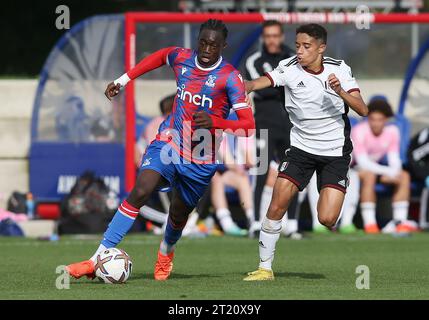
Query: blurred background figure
xmin=211 ymin=120 xmax=256 ymax=236
xmin=407 ymin=127 xmax=429 ymax=230
xmin=244 ymin=20 xmax=300 ymax=237
xmin=135 ymin=94 xmax=175 ymax=168
xmin=351 ymin=96 xmax=417 ymax=234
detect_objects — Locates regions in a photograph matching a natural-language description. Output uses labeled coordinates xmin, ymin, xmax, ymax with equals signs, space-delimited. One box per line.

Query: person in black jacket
xmin=245 ymin=20 xmax=300 ymax=238
xmin=407 ymin=127 xmax=429 ymax=229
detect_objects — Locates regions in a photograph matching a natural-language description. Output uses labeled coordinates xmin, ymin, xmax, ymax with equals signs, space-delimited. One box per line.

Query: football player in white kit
xmin=243 ymin=23 xmax=368 ymax=281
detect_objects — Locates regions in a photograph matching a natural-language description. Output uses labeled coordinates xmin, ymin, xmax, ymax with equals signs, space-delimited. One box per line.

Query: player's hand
xmin=328 ymin=74 xmax=342 ymax=94
xmin=244 ymin=81 xmax=253 ymax=93
xmin=105 ymin=82 xmax=121 ymax=100
xmin=193 ymin=111 xmax=213 ymax=129
xmin=245 ymin=93 xmax=253 ymax=108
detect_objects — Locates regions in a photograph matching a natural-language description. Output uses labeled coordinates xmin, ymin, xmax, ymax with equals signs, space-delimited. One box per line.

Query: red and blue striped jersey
xmin=155 ymin=47 xmax=248 ymax=163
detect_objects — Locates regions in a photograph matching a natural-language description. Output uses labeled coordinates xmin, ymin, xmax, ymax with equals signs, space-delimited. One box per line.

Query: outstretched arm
xmin=193 ymin=108 xmax=255 ymax=137
xmin=244 ymin=76 xmax=272 ymax=94
xmin=105 ymin=46 xmax=176 ymax=100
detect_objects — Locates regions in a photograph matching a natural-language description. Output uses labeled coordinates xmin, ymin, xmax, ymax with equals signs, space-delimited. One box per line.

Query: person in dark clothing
xmin=407 ymin=127 xmax=429 ymax=229
xmin=245 ymin=20 xmax=300 ymax=238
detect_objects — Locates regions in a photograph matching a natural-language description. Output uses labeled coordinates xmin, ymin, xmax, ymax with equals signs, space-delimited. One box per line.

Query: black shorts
xmin=278 ymin=147 xmax=351 ymax=193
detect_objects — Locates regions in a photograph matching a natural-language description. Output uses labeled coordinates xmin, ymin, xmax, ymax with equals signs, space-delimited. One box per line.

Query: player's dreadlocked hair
xmin=199 ymin=19 xmax=228 ymax=40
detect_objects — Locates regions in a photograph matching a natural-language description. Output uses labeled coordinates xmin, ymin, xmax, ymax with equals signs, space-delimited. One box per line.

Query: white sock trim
xmin=261 ymin=216 xmax=282 ymax=234
xmin=90 ymin=244 xmax=107 ymax=263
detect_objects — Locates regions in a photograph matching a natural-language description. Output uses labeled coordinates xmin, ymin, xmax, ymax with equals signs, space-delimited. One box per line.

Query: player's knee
xmin=318 ymin=214 xmax=337 ymax=228
xmin=128 ymin=185 xmax=152 ymax=206
xmin=168 ymin=212 xmax=188 ymax=229
xmin=267 ymin=202 xmax=287 ymax=220
xmin=317 ymin=207 xmax=339 ymax=228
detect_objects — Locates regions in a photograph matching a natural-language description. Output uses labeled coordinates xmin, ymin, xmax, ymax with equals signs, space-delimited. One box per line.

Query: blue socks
xmin=159 ymin=216 xmax=187 ymax=255
xmin=101 ymin=200 xmax=139 ymax=248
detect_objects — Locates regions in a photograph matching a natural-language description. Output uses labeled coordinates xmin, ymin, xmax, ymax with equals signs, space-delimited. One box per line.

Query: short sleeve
xmin=266 ymin=63 xmax=289 ymax=87
xmin=166 ymin=47 xmax=184 ymax=67
xmin=339 ymin=61 xmax=360 ymax=93
xmin=226 ymin=70 xmax=248 ymax=111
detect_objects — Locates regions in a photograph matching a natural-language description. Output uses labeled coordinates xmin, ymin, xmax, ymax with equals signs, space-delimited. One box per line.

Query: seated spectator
xmin=135 ymin=94 xmax=175 ymax=167
xmin=407 ymin=127 xmax=429 ymax=229
xmin=352 ymin=97 xmax=416 ymax=234
xmin=211 ymin=131 xmax=256 ymax=236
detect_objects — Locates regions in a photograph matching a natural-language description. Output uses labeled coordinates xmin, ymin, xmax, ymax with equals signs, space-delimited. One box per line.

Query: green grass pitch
xmin=1 ymin=232 xmax=429 ymax=299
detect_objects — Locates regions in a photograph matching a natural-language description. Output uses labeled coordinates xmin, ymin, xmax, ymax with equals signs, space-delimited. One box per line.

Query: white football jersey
xmin=266 ymin=55 xmax=360 ymax=157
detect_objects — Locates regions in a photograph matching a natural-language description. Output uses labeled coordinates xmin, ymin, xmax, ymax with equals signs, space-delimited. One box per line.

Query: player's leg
xmin=282 ymin=193 xmax=300 ymax=237
xmin=66 ymin=169 xmax=165 ymax=279
xmin=307 ymin=173 xmax=329 ymax=233
xmin=66 ymin=141 xmax=173 ymax=279
xmin=316 ymin=187 xmax=345 ymax=228
xmin=358 ymin=170 xmax=380 ymax=233
xmin=100 ymin=169 xmax=165 ymax=248
xmin=244 ymin=147 xmax=314 ymax=281
xmin=153 ymin=162 xmax=217 ymax=280
xmin=154 ymin=188 xmax=194 ymax=281
xmin=274 ymin=136 xmax=301 ymax=237
xmin=244 ymin=177 xmax=299 ymax=281
xmin=339 ymin=168 xmax=360 ymax=233
xmin=316 ymin=154 xmax=351 ymax=229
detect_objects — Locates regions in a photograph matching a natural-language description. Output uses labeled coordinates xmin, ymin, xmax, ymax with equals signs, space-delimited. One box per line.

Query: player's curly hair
xmin=367 ymin=98 xmax=394 ymax=118
xmin=199 ymin=19 xmax=228 ymax=40
xmin=296 ymin=23 xmax=327 ymax=44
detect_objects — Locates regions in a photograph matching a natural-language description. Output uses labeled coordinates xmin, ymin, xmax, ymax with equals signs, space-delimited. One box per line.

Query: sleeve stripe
xmin=264 ymin=72 xmax=275 ymax=87
xmin=233 ymin=103 xmax=249 ymax=110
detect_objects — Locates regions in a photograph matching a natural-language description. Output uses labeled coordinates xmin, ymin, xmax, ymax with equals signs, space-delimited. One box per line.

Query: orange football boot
xmin=65 ymin=260 xmax=95 ymax=279
xmin=364 ymin=223 xmax=380 ymax=234
xmin=396 ymin=223 xmax=419 ymax=233
xmin=154 ymin=251 xmax=174 ymax=281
